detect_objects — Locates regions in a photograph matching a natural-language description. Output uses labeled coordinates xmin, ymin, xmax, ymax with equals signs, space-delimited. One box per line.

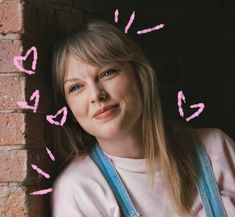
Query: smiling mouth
xmin=93 ymin=105 xmax=119 ymax=120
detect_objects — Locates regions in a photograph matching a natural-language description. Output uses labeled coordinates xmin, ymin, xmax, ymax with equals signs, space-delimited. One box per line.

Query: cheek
xmin=108 ymin=74 xmax=134 ymax=99
xmin=67 ymin=95 xmax=88 ymax=121
xmin=117 ymin=76 xmax=142 ymax=106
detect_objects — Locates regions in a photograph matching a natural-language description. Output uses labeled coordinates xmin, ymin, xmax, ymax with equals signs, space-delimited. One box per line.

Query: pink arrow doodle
xmin=31 ymin=164 xmax=50 ymax=179
xmin=16 ymin=89 xmax=40 ymax=113
xmin=114 ymin=9 xmax=165 ymax=35
xmin=46 ymin=106 xmax=68 ymax=126
xmin=137 ymin=24 xmax=165 ymax=35
xmin=13 ymin=46 xmax=38 ymax=75
xmin=177 ymin=90 xmax=205 ymax=122
xmin=46 ymin=147 xmax=55 ymax=161
xmin=30 ymin=147 xmax=56 ymax=196
xmin=30 ymin=188 xmax=53 ymax=195
xmin=125 ymin=11 xmax=135 ymax=33
xmin=114 ymin=9 xmax=119 ymax=23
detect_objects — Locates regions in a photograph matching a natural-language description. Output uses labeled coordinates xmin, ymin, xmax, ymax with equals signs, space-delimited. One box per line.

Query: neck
xmin=96 ymin=122 xmax=144 ymax=159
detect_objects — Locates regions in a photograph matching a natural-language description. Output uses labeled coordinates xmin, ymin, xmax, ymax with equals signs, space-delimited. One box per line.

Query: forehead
xmin=63 ymin=54 xmax=132 ymax=82
xmin=65 ymin=55 xmax=93 ymax=76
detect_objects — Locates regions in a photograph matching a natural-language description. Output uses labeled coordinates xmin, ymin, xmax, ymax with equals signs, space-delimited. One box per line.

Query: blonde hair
xmin=52 ymin=20 xmax=197 ymax=216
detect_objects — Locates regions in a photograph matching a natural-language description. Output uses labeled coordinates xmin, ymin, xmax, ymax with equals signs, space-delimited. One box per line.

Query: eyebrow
xmin=64 ymin=78 xmax=80 ymax=86
xmin=63 ymin=64 xmax=118 ymax=86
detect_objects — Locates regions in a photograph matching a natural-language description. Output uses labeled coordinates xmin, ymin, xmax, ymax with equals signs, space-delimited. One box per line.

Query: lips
xmin=92 ymin=104 xmax=119 ymax=119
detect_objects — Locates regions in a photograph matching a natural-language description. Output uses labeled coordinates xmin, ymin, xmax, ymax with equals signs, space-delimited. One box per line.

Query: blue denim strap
xmin=189 ymin=131 xmax=227 ymax=217
xmin=89 ymin=144 xmax=141 ymax=217
xmin=90 ymin=130 xmax=227 ymax=217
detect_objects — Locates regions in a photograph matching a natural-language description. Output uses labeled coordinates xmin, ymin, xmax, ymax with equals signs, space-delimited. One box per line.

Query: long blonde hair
xmin=52 ymin=20 xmax=197 ymax=216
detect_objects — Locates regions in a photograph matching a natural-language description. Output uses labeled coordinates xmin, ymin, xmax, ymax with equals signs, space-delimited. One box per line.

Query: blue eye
xmin=99 ymin=69 xmax=117 ymax=79
xmin=69 ymin=84 xmax=81 ymax=93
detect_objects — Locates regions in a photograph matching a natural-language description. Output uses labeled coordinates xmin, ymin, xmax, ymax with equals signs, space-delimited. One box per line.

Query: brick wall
xmin=0 ymin=0 xmax=58 ymax=216
xmin=0 ymin=1 xmax=27 ymax=216
xmin=0 ymin=0 xmax=234 ymax=216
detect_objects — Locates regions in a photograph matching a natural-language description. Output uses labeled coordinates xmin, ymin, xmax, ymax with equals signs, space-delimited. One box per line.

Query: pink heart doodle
xmin=13 ymin=46 xmax=38 ymax=75
xmin=177 ymin=90 xmax=205 ymax=122
xmin=46 ymin=107 xmax=68 ymax=126
xmin=17 ymin=89 xmax=40 ymax=113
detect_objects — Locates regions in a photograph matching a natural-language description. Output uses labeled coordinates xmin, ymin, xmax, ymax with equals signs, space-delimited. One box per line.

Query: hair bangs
xmin=66 ymin=28 xmax=133 ymax=66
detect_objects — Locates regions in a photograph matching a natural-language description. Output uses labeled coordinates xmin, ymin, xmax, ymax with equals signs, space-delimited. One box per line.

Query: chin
xmin=99 ymin=126 xmax=123 ymax=139
xmin=88 ymin=123 xmax=123 ymax=140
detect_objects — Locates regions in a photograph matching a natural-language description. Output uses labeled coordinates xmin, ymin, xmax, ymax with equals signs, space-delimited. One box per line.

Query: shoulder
xmin=51 ymin=154 xmax=120 ymax=216
xmin=52 ymin=154 xmax=103 ymax=193
xmin=194 ymin=128 xmax=235 ymax=156
xmin=194 ymin=128 xmax=235 ymax=183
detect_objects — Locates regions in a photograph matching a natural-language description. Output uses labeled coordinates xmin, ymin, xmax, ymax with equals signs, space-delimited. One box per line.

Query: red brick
xmin=0 ymin=113 xmax=47 ymax=146
xmin=0 ymin=113 xmax=26 ymax=145
xmin=0 ymin=185 xmax=28 ymax=217
xmin=0 ymin=0 xmax=22 ymax=34
xmin=0 ymin=150 xmax=27 ymax=182
xmin=0 ymin=40 xmax=22 ymax=72
xmin=0 ymin=75 xmax=25 ymax=110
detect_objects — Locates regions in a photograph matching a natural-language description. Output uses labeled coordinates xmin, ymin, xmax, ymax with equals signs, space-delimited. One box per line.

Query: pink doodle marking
xmin=177 ymin=90 xmax=205 ymax=122
xmin=114 ymin=9 xmax=119 ymax=23
xmin=13 ymin=46 xmax=38 ymax=75
xmin=177 ymin=90 xmax=186 ymax=117
xmin=16 ymin=89 xmax=40 ymax=113
xmin=46 ymin=147 xmax=55 ymax=161
xmin=125 ymin=11 xmax=135 ymax=33
xmin=30 ymin=188 xmax=53 ymax=195
xmin=31 ymin=164 xmax=50 ymax=179
xmin=137 ymin=24 xmax=165 ymax=35
xmin=46 ymin=106 xmax=68 ymax=126
xmin=186 ymin=103 xmax=205 ymax=122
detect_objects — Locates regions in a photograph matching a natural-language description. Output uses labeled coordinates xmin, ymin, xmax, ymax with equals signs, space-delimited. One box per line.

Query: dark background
xmin=82 ymin=0 xmax=234 ymax=138
xmin=24 ymin=0 xmax=235 ymax=137
xmin=107 ymin=0 xmax=235 ymax=139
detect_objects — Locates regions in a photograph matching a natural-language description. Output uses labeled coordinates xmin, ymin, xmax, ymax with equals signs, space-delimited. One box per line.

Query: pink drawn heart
xmin=17 ymin=89 xmax=40 ymax=113
xmin=13 ymin=46 xmax=38 ymax=75
xmin=177 ymin=90 xmax=205 ymax=122
xmin=46 ymin=107 xmax=68 ymax=126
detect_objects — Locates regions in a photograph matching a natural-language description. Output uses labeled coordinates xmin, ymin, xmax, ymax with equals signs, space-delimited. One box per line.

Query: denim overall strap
xmin=89 ymin=144 xmax=141 ymax=217
xmin=189 ymin=131 xmax=227 ymax=217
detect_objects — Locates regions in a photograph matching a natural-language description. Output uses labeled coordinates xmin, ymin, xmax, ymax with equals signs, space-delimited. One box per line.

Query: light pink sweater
xmin=51 ymin=129 xmax=235 ymax=217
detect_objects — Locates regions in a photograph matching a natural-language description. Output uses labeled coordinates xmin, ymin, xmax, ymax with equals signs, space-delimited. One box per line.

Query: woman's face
xmin=63 ymin=55 xmax=143 ymax=141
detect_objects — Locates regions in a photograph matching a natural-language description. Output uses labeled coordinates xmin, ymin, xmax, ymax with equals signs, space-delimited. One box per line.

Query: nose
xmin=89 ymin=83 xmax=108 ymax=103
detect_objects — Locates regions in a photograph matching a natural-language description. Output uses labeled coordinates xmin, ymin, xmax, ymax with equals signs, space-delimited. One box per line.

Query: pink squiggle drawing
xmin=46 ymin=147 xmax=55 ymax=161
xmin=30 ymin=188 xmax=53 ymax=195
xmin=125 ymin=11 xmax=135 ymax=33
xmin=13 ymin=46 xmax=38 ymax=75
xmin=31 ymin=164 xmax=50 ymax=179
xmin=186 ymin=103 xmax=205 ymax=122
xmin=114 ymin=9 xmax=119 ymax=23
xmin=177 ymin=90 xmax=186 ymax=117
xmin=177 ymin=90 xmax=205 ymax=122
xmin=46 ymin=106 xmax=68 ymax=126
xmin=17 ymin=89 xmax=40 ymax=113
xmin=137 ymin=24 xmax=165 ymax=35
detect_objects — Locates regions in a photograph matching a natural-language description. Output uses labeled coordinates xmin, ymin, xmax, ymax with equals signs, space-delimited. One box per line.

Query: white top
xmin=51 ymin=128 xmax=235 ymax=217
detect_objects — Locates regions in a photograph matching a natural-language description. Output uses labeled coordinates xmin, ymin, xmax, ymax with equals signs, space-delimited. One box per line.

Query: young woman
xmin=51 ymin=20 xmax=235 ymax=217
